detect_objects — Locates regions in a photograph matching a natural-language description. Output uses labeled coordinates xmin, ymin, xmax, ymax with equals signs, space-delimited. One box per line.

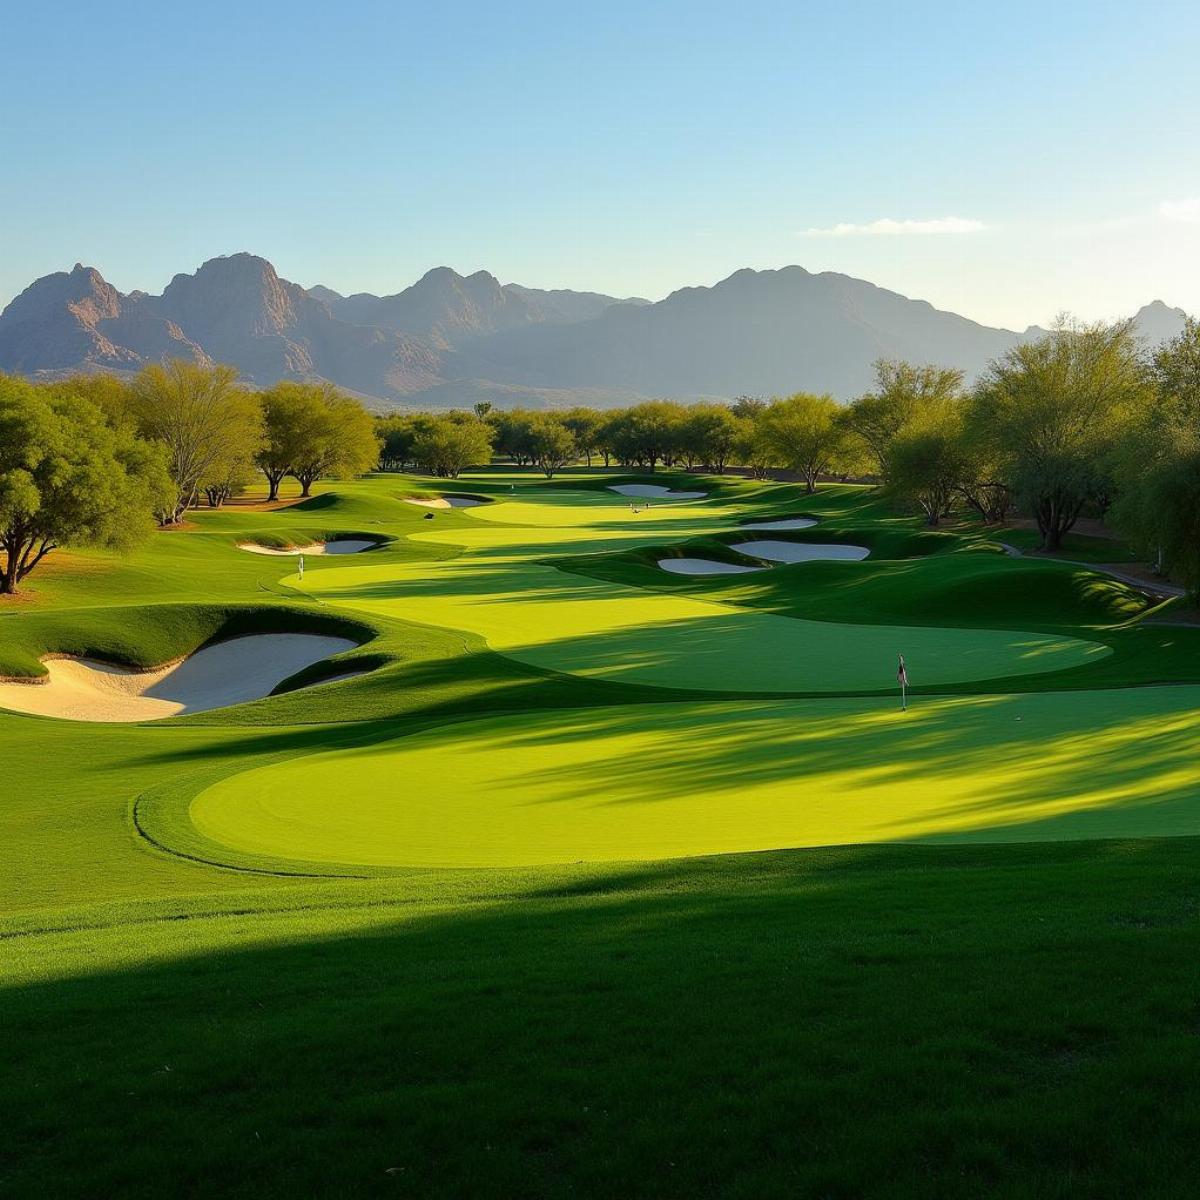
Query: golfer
xmin=297 ymin=553 xmax=304 ymax=581
xmin=898 ymin=653 xmax=908 ymax=711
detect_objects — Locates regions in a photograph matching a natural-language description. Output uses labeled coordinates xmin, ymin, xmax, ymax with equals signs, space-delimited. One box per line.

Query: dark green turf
xmin=2 ymin=469 xmax=1199 ymax=1198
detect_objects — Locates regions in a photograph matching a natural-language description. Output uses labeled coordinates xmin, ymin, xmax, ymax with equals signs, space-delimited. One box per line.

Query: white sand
xmin=739 ymin=518 xmax=817 ymax=531
xmin=238 ymin=539 xmax=378 ymax=556
xmin=658 ymin=558 xmax=764 ymax=576
xmin=0 ymin=634 xmax=359 ymax=723
xmin=730 ymin=540 xmax=870 ymax=563
xmin=405 ymin=496 xmax=485 ymax=509
xmin=609 ymin=484 xmax=707 ymax=500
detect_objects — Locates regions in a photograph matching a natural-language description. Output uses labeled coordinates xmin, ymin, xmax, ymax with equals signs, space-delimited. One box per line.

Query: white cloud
xmin=799 ymin=216 xmax=986 ymax=237
xmin=1159 ymin=198 xmax=1200 ymax=224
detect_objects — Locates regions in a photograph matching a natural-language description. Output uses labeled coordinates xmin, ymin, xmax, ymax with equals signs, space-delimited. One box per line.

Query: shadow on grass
xmin=4 ymin=839 xmax=1200 ymax=1197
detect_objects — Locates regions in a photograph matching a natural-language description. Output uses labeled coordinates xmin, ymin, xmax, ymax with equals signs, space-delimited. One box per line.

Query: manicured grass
xmin=3 ymin=468 xmax=1200 ymax=1197
xmin=189 ymin=687 xmax=1200 ymax=869
xmin=6 ymin=842 xmax=1200 ymax=1198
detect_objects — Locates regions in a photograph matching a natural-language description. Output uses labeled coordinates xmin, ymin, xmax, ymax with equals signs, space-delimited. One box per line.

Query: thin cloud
xmin=799 ymin=216 xmax=986 ymax=237
xmin=1159 ymin=198 xmax=1200 ymax=224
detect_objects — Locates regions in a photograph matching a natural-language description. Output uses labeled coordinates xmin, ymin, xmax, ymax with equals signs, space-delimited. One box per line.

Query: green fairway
xmin=190 ymin=688 xmax=1200 ymax=868
xmin=299 ymin=488 xmax=1110 ymax=693
xmin=5 ymin=468 xmax=1200 ymax=1196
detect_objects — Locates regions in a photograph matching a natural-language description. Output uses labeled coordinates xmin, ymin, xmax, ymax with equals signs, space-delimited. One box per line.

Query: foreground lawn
xmin=5 ymin=842 xmax=1200 ymax=1198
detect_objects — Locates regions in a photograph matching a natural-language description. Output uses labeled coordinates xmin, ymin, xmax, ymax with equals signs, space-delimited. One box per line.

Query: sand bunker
xmin=238 ymin=539 xmax=379 ymax=556
xmin=609 ymin=484 xmax=707 ymax=500
xmin=0 ymin=634 xmax=359 ymax=723
xmin=405 ymin=496 xmax=486 ymax=509
xmin=658 ymin=558 xmax=764 ymax=576
xmin=731 ymin=540 xmax=870 ymax=563
xmin=739 ymin=518 xmax=817 ymax=531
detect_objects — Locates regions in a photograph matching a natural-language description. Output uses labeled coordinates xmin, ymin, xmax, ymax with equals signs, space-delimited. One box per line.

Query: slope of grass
xmin=4 ymin=469 xmax=1200 ymax=1198
xmin=5 ymin=841 xmax=1200 ymax=1198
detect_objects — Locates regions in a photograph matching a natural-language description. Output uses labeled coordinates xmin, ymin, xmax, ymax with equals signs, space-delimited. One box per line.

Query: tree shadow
xmin=5 ymin=838 xmax=1200 ymax=1197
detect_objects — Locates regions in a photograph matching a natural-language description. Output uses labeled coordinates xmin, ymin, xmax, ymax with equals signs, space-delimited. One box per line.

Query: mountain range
xmin=0 ymin=253 xmax=1189 ymax=409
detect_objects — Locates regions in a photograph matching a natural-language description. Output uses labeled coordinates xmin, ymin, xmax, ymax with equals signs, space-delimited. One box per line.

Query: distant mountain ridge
xmin=0 ymin=253 xmax=1189 ymax=409
xmin=309 ymin=268 xmax=648 ymax=348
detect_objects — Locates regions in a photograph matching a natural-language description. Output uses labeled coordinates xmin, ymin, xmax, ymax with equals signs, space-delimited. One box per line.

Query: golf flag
xmin=898 ymin=653 xmax=908 ymax=711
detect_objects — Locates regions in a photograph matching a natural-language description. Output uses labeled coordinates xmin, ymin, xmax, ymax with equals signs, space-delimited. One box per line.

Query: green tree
xmin=256 ymin=382 xmax=379 ymax=499
xmin=562 ymin=407 xmax=602 ymax=467
xmin=971 ymin=320 xmax=1151 ymax=550
xmin=377 ymin=415 xmax=418 ymax=472
xmin=604 ymin=401 xmax=684 ymax=469
xmin=885 ymin=407 xmax=969 ymax=525
xmin=489 ymin=409 xmax=538 ymax=466
xmin=1112 ymin=317 xmax=1200 ymax=592
xmin=0 ymin=375 xmax=172 ymax=594
xmin=758 ymin=393 xmax=848 ymax=493
xmin=734 ymin=415 xmax=774 ymax=480
xmin=677 ymin=404 xmax=741 ymax=473
xmin=412 ymin=415 xmax=494 ymax=478
xmin=289 ymin=387 xmax=380 ymax=496
xmin=730 ymin=396 xmax=766 ymax=420
xmin=129 ymin=361 xmax=263 ymax=522
xmin=527 ymin=415 xmax=576 ymax=478
xmin=847 ymin=360 xmax=964 ymax=480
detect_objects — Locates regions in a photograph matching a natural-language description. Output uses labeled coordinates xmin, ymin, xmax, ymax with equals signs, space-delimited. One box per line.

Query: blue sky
xmin=3 ymin=0 xmax=1199 ymax=328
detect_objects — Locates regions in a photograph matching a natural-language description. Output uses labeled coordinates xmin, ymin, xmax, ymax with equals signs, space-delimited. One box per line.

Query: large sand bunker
xmin=238 ymin=538 xmax=379 ymax=556
xmin=609 ymin=484 xmax=707 ymax=500
xmin=739 ymin=518 xmax=817 ymax=531
xmin=731 ymin=540 xmax=870 ymax=563
xmin=658 ymin=558 xmax=764 ymax=576
xmin=405 ymin=496 xmax=486 ymax=509
xmin=0 ymin=634 xmax=360 ymax=723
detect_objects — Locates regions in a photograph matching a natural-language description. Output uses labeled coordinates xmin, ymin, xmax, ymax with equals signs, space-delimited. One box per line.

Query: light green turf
xmin=297 ymin=493 xmax=1110 ymax=692
xmin=190 ymin=685 xmax=1200 ymax=868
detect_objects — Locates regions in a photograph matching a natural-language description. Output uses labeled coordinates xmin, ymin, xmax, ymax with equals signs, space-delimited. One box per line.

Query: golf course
xmin=5 ymin=469 xmax=1200 ymax=1196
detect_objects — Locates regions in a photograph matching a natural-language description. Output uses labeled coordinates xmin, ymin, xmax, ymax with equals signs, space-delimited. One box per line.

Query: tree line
xmin=377 ymin=396 xmax=864 ymax=486
xmin=0 ymin=363 xmax=380 ymax=593
xmin=854 ymin=318 xmax=1200 ymax=596
xmin=4 ymin=316 xmax=1199 ymax=597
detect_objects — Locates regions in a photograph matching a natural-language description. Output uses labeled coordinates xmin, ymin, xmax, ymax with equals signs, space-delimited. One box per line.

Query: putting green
xmin=296 ymin=493 xmax=1110 ymax=693
xmin=190 ymin=687 xmax=1200 ymax=868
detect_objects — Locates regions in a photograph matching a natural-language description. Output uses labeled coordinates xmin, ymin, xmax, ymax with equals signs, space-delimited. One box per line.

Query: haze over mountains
xmin=0 ymin=253 xmax=1188 ymax=410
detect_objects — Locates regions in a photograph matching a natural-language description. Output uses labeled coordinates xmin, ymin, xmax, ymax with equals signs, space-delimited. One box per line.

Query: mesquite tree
xmin=970 ymin=320 xmax=1151 ymax=551
xmin=0 ymin=376 xmax=171 ymax=594
xmin=129 ymin=361 xmax=262 ymax=523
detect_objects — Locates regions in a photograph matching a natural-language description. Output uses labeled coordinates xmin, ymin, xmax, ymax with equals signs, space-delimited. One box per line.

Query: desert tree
xmin=970 ymin=319 xmax=1151 ymax=550
xmin=257 ymin=382 xmax=378 ymax=499
xmin=1112 ymin=316 xmax=1200 ymax=592
xmin=885 ymin=405 xmax=970 ymax=525
xmin=128 ymin=361 xmax=263 ymax=522
xmin=846 ymin=360 xmax=964 ymax=480
xmin=411 ymin=414 xmax=494 ymax=478
xmin=758 ymin=392 xmax=849 ymax=492
xmin=678 ymin=403 xmax=741 ymax=473
xmin=0 ymin=375 xmax=172 ymax=594
xmin=562 ymin=407 xmax=602 ymax=467
xmin=376 ymin=414 xmax=419 ymax=472
xmin=527 ymin=414 xmax=576 ymax=478
xmin=603 ymin=401 xmax=685 ymax=469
